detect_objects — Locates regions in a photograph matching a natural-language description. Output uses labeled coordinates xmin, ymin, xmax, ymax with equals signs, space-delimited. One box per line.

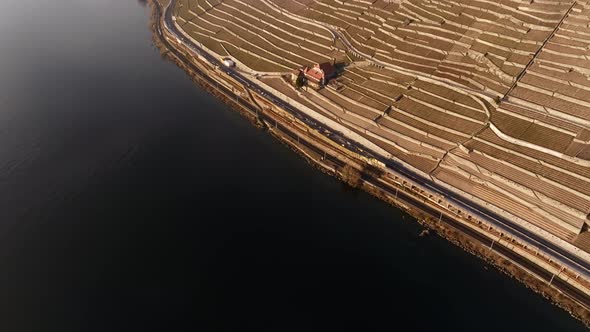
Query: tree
xmin=342 ymin=164 xmax=362 ymax=188
xmin=296 ymin=75 xmax=305 ymax=88
xmin=362 ymin=163 xmax=384 ymax=178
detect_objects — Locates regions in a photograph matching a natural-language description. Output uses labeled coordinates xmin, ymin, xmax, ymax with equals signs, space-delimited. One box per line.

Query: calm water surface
xmin=0 ymin=0 xmax=586 ymax=331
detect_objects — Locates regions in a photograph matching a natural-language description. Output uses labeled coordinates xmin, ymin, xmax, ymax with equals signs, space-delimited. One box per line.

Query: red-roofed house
xmin=302 ymin=63 xmax=336 ymax=89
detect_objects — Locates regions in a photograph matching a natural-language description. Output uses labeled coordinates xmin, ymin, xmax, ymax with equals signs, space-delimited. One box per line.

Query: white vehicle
xmin=222 ymin=58 xmax=236 ymax=68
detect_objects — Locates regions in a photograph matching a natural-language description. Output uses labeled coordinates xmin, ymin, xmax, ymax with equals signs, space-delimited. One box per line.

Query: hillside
xmin=174 ymin=0 xmax=590 ymax=252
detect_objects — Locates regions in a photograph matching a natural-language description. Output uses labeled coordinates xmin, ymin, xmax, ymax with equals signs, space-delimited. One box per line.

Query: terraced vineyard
xmin=175 ymin=0 xmax=590 ymax=253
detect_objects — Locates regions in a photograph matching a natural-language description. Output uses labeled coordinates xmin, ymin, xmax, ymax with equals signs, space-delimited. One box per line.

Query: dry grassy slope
xmin=176 ymin=0 xmax=590 ymax=252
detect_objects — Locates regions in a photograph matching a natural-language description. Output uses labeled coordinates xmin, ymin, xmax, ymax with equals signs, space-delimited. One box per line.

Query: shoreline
xmin=146 ymin=1 xmax=590 ymax=327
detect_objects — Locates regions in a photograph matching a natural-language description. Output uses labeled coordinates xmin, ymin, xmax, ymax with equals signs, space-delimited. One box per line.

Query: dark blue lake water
xmin=0 ymin=0 xmax=586 ymax=331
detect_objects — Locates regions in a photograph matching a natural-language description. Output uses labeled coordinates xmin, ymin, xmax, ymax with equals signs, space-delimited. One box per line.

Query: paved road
xmin=158 ymin=0 xmax=590 ymax=281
